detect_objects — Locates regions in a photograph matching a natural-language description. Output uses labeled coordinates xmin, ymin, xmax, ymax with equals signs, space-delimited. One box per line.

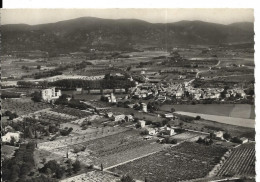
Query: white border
xmin=1 ymin=0 xmax=259 ymax=181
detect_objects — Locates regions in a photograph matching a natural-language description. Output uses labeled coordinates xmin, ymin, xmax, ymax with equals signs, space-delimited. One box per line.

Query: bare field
xmin=175 ymin=111 xmax=255 ymax=128
xmin=161 ymin=104 xmax=255 ymax=119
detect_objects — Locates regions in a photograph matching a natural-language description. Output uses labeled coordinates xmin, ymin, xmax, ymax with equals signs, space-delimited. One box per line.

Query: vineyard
xmin=217 ymin=143 xmax=255 ymax=177
xmin=81 ymin=130 xmax=166 ymax=168
xmin=109 ymin=142 xmax=227 ymax=182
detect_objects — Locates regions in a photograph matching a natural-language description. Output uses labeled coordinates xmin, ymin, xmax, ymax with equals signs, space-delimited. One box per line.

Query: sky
xmin=1 ymin=9 xmax=254 ymax=25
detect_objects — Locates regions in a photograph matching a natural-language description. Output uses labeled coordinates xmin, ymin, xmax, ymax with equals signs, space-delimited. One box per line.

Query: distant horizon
xmin=1 ymin=9 xmax=254 ymax=25
xmin=1 ymin=16 xmax=254 ymax=26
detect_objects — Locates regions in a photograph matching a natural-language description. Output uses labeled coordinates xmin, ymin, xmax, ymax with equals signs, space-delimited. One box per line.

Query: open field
xmin=219 ymin=58 xmax=255 ymax=67
xmin=175 ymin=111 xmax=255 ymax=128
xmin=161 ymin=104 xmax=255 ymax=119
xmin=109 ymin=142 xmax=227 ymax=182
xmin=121 ymin=51 xmax=169 ymax=58
xmin=217 ymin=143 xmax=255 ymax=177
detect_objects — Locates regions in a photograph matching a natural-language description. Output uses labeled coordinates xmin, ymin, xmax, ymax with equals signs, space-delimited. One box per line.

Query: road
xmin=196 ymin=60 xmax=221 ymax=78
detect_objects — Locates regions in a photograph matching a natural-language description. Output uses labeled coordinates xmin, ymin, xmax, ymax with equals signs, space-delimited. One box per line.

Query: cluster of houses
xmin=130 ymin=79 xmax=248 ymax=102
xmin=138 ymin=120 xmax=176 ymax=136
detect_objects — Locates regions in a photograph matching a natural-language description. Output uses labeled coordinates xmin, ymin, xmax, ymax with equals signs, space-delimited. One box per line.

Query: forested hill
xmin=1 ymin=17 xmax=254 ymax=55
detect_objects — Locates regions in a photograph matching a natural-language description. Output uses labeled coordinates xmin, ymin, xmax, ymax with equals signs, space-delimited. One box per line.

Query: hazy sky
xmin=1 ymin=9 xmax=254 ymax=25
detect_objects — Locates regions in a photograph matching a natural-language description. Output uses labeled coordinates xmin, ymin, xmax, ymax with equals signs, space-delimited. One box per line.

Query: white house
xmin=112 ymin=114 xmax=126 ymax=122
xmin=146 ymin=127 xmax=158 ymax=135
xmin=41 ymin=87 xmax=61 ymax=102
xmin=240 ymin=137 xmax=249 ymax=144
xmin=139 ymin=120 xmax=146 ymax=128
xmin=214 ymin=131 xmax=224 ymax=140
xmin=2 ymin=132 xmax=21 ymax=143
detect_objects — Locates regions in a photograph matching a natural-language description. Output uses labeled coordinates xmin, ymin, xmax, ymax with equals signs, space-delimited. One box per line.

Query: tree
xmin=140 ymin=129 xmax=149 ymax=135
xmin=135 ymin=123 xmax=141 ymax=129
xmin=10 ymin=136 xmax=16 ymax=146
xmin=121 ymin=175 xmax=135 ymax=182
xmin=162 ymin=119 xmax=169 ymax=126
xmin=66 ymin=160 xmax=73 ymax=176
xmin=55 ymin=167 xmax=65 ymax=179
xmin=72 ymin=160 xmax=81 ymax=173
xmin=31 ymin=91 xmax=42 ymax=102
xmin=223 ymin=132 xmax=231 ymax=140
xmin=195 ymin=116 xmax=201 ymax=120
xmin=171 ymin=139 xmax=178 ymax=144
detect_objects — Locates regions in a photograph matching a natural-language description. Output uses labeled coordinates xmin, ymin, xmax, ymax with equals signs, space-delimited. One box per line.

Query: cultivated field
xmin=217 ymin=143 xmax=255 ymax=177
xmin=2 ymin=98 xmax=51 ymax=115
xmin=161 ymin=104 xmax=255 ymax=119
xmin=109 ymin=142 xmax=227 ymax=182
xmin=175 ymin=111 xmax=255 ymax=128
xmin=60 ymin=171 xmax=119 ymax=182
xmin=38 ymin=129 xmax=166 ymax=168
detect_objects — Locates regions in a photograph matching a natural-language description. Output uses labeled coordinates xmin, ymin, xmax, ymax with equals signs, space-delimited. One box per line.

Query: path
xmin=196 ymin=60 xmax=221 ymax=78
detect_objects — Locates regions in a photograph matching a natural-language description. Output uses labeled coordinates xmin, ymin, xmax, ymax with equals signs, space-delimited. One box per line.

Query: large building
xmin=41 ymin=87 xmax=61 ymax=102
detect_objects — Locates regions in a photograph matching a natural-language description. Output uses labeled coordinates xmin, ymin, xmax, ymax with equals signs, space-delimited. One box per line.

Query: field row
xmin=217 ymin=143 xmax=255 ymax=177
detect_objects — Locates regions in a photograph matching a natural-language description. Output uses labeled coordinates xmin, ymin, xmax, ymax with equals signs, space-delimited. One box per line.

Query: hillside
xmin=1 ymin=17 xmax=254 ymax=55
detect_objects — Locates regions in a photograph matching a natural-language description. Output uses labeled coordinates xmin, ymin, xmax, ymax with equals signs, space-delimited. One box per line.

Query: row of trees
xmin=1 ymin=91 xmax=21 ymax=99
xmin=49 ymin=79 xmax=135 ymax=90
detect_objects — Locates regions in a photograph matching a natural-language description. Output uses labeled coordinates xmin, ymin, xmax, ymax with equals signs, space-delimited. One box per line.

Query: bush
xmin=140 ymin=129 xmax=149 ymax=135
xmin=195 ymin=116 xmax=201 ymax=120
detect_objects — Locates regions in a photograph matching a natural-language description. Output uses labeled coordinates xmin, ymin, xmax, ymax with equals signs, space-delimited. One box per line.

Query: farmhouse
xmin=2 ymin=132 xmax=21 ymax=143
xmin=41 ymin=87 xmax=61 ymax=102
xmin=138 ymin=120 xmax=146 ymax=128
xmin=240 ymin=137 xmax=249 ymax=144
xmin=112 ymin=114 xmax=126 ymax=122
xmin=214 ymin=131 xmax=224 ymax=140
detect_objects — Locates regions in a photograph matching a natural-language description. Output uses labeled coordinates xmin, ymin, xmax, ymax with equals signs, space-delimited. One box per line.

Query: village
xmin=1 ymin=10 xmax=256 ymax=182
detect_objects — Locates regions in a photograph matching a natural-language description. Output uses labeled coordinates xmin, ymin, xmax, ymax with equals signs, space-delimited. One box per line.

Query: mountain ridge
xmin=1 ymin=17 xmax=254 ymax=55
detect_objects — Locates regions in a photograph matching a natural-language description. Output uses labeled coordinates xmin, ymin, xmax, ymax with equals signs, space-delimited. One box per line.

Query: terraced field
xmin=217 ymin=143 xmax=255 ymax=177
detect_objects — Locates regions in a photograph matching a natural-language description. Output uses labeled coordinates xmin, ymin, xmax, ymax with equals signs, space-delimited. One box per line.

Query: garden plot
xmin=60 ymin=171 xmax=119 ymax=182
